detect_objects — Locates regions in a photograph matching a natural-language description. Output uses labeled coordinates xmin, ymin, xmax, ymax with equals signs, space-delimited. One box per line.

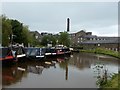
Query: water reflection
xmin=2 ymin=52 xmax=119 ymax=88
xmin=2 ymin=60 xmax=57 ymax=86
xmin=2 ymin=64 xmax=27 ymax=86
xmin=27 ymin=66 xmax=44 ymax=75
xmin=92 ymin=62 xmax=109 ymax=87
xmin=58 ymin=58 xmax=69 ymax=80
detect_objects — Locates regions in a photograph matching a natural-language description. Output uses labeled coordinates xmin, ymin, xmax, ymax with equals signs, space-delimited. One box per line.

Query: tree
xmin=50 ymin=35 xmax=57 ymax=46
xmin=2 ymin=15 xmax=12 ymax=46
xmin=1 ymin=15 xmax=43 ymax=47
xmin=11 ymin=19 xmax=23 ymax=44
xmin=21 ymin=25 xmax=39 ymax=47
xmin=22 ymin=25 xmax=30 ymax=46
xmin=41 ymin=35 xmax=56 ymax=46
xmin=28 ymin=32 xmax=38 ymax=47
xmin=58 ymin=31 xmax=70 ymax=47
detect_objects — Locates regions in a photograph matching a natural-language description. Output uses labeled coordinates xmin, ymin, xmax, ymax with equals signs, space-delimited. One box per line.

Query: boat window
xmin=41 ymin=48 xmax=46 ymax=53
xmin=46 ymin=48 xmax=51 ymax=53
xmin=36 ymin=49 xmax=40 ymax=55
xmin=17 ymin=48 xmax=23 ymax=55
xmin=27 ymin=49 xmax=32 ymax=55
xmin=50 ymin=49 xmax=56 ymax=53
xmin=30 ymin=49 xmax=37 ymax=56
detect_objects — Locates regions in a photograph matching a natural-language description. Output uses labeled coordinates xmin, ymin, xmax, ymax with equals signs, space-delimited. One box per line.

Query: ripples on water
xmin=2 ymin=52 xmax=118 ymax=88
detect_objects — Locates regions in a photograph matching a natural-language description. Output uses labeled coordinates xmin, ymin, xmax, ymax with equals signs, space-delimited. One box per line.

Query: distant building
xmin=69 ymin=30 xmax=87 ymax=46
xmin=70 ymin=30 xmax=120 ymax=51
xmin=30 ymin=31 xmax=54 ymax=43
xmin=41 ymin=32 xmax=53 ymax=36
xmin=30 ymin=31 xmax=43 ymax=42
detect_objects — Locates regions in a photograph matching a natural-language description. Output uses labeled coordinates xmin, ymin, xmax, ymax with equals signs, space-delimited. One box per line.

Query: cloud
xmin=2 ymin=2 xmax=118 ymax=36
xmin=88 ymin=25 xmax=118 ymax=36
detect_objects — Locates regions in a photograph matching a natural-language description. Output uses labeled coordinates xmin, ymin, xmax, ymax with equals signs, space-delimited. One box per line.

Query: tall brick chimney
xmin=67 ymin=18 xmax=70 ymax=32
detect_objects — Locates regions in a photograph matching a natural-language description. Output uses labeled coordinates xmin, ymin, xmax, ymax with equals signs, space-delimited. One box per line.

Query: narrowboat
xmin=44 ymin=47 xmax=57 ymax=58
xmin=55 ymin=45 xmax=71 ymax=56
xmin=0 ymin=47 xmax=17 ymax=64
xmin=45 ymin=45 xmax=71 ymax=57
xmin=12 ymin=45 xmax=26 ymax=60
xmin=56 ymin=48 xmax=65 ymax=55
xmin=26 ymin=47 xmax=45 ymax=60
xmin=63 ymin=48 xmax=71 ymax=55
xmin=0 ymin=44 xmax=26 ymax=63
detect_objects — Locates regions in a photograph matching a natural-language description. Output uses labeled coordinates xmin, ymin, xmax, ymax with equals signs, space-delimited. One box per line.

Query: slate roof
xmin=80 ymin=36 xmax=120 ymax=44
xmin=82 ymin=35 xmax=97 ymax=38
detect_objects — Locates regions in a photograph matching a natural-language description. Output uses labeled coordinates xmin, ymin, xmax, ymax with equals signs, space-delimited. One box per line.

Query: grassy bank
xmin=80 ymin=48 xmax=120 ymax=59
xmin=100 ymin=73 xmax=120 ymax=90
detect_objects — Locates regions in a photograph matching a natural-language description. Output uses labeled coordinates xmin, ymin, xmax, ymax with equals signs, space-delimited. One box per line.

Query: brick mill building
xmin=69 ymin=30 xmax=120 ymax=51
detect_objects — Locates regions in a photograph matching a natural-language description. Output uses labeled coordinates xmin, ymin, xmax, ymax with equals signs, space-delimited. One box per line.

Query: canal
xmin=2 ymin=52 xmax=119 ymax=88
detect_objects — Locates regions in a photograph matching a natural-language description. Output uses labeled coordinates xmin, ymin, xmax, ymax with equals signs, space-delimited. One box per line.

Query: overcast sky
xmin=2 ymin=2 xmax=118 ymax=36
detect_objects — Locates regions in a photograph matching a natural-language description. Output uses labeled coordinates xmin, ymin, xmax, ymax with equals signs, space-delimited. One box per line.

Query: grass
xmin=100 ymin=73 xmax=120 ymax=90
xmin=80 ymin=48 xmax=120 ymax=59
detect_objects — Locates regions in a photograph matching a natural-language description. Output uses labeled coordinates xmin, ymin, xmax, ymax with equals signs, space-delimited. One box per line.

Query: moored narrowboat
xmin=55 ymin=45 xmax=71 ymax=56
xmin=0 ymin=47 xmax=17 ymax=64
xmin=44 ymin=47 xmax=57 ymax=58
xmin=26 ymin=47 xmax=45 ymax=60
xmin=45 ymin=45 xmax=71 ymax=57
xmin=12 ymin=45 xmax=26 ymax=60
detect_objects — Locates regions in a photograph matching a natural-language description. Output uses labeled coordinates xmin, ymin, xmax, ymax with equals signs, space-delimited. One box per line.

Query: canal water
xmin=2 ymin=52 xmax=118 ymax=88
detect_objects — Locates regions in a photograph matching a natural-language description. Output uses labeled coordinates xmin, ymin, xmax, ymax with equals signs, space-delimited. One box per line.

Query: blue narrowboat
xmin=26 ymin=47 xmax=45 ymax=60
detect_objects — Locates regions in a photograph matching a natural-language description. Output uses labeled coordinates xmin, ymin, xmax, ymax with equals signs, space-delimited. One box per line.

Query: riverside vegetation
xmin=80 ymin=48 xmax=119 ymax=89
xmin=80 ymin=48 xmax=120 ymax=59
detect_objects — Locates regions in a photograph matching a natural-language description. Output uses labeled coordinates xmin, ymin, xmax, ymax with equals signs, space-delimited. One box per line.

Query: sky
xmin=1 ymin=2 xmax=118 ymax=36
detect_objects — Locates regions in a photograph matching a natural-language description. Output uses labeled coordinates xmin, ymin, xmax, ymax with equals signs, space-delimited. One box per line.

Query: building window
xmin=98 ymin=44 xmax=100 ymax=46
xmin=35 ymin=36 xmax=38 ymax=39
xmin=112 ymin=48 xmax=115 ymax=51
xmin=90 ymin=38 xmax=92 ymax=40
